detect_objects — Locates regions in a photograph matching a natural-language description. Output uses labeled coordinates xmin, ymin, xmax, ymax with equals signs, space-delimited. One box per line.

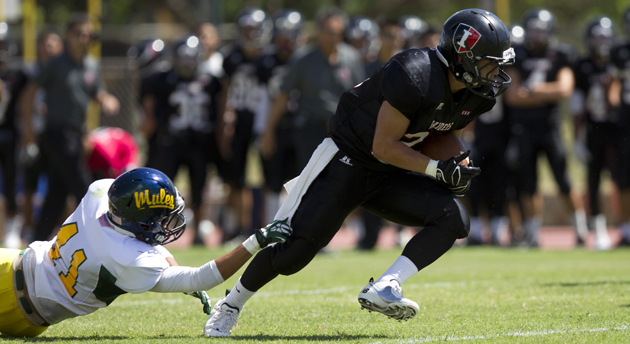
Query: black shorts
xmin=290 ymin=150 xmax=470 ymax=248
xmin=617 ymin=124 xmax=630 ymax=189
xmin=228 ymin=111 xmax=255 ymax=188
xmin=468 ymin=129 xmax=509 ymax=217
xmin=516 ymin=124 xmax=571 ymax=195
xmin=147 ymin=130 xmax=209 ymax=208
xmin=261 ymin=122 xmax=297 ymax=193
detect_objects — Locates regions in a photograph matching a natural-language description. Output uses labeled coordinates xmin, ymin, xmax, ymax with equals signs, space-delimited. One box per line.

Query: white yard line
xmin=374 ymin=326 xmax=629 ymax=343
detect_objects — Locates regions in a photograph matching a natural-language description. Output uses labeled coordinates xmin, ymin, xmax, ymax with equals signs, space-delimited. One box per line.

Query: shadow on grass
xmin=541 ymin=280 xmax=630 ymax=288
xmin=0 ymin=335 xmax=197 ymax=342
xmin=231 ymin=334 xmax=388 ymax=341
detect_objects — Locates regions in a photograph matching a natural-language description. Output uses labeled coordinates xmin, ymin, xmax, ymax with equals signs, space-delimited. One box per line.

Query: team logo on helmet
xmin=134 ymin=189 xmax=175 ymax=210
xmin=454 ymin=24 xmax=481 ymax=53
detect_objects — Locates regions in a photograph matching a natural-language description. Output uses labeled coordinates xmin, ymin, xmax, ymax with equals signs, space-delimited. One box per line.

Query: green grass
xmin=3 ymin=247 xmax=630 ymax=343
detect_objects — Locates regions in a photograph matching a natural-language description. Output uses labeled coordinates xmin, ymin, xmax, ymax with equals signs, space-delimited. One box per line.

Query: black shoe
xmin=617 ymin=237 xmax=630 ymax=247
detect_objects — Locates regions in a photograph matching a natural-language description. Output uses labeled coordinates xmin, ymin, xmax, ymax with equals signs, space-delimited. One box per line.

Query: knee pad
xmin=271 ymin=238 xmax=321 ymax=276
xmin=434 ymin=198 xmax=470 ymax=239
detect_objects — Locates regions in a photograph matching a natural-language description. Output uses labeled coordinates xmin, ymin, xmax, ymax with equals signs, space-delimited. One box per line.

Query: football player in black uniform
xmin=399 ymin=15 xmax=428 ymax=50
xmin=345 ymin=16 xmax=380 ymax=69
xmin=255 ymin=8 xmax=304 ymax=224
xmin=609 ymin=9 xmax=630 ymax=246
xmin=144 ymin=36 xmax=222 ymax=245
xmin=504 ymin=8 xmax=588 ymax=247
xmin=204 ymin=9 xmax=514 ymax=337
xmin=571 ymin=16 xmax=616 ymax=250
xmin=0 ymin=24 xmax=29 ymax=248
xmin=219 ymin=7 xmax=271 ymax=242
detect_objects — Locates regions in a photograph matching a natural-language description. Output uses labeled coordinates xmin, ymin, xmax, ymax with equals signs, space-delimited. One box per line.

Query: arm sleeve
xmin=380 ymin=61 xmax=424 ymax=119
xmin=154 ymin=245 xmax=173 ymax=259
xmin=149 ymin=260 xmax=225 ymax=293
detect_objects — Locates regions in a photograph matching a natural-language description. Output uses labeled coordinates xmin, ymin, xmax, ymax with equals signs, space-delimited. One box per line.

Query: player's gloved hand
xmin=435 ymin=151 xmax=480 ymax=191
xmin=184 ymin=290 xmax=211 ymax=315
xmin=242 ymin=217 xmax=293 ymax=254
xmin=445 ymin=158 xmax=478 ymax=196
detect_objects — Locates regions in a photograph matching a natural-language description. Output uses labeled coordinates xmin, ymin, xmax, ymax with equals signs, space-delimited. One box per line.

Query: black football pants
xmin=241 ymin=150 xmax=470 ymax=291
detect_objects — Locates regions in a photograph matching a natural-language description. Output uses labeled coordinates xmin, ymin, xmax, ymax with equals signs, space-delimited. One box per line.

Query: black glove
xmin=435 ymin=151 xmax=480 ymax=194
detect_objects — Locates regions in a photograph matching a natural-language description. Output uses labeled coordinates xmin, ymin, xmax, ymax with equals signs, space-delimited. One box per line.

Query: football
xmin=419 ymin=132 xmax=469 ymax=165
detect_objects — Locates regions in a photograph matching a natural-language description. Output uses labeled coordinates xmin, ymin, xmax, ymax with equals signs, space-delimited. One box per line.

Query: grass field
xmin=4 ymin=246 xmax=630 ymax=343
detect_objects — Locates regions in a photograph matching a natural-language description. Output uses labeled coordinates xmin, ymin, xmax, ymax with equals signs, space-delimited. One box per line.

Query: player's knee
xmin=435 ymin=198 xmax=470 ymax=239
xmin=271 ymin=238 xmax=320 ymax=276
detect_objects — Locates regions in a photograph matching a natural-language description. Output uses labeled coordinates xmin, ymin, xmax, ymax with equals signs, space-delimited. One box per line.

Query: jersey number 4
xmin=49 ymin=223 xmax=86 ymax=298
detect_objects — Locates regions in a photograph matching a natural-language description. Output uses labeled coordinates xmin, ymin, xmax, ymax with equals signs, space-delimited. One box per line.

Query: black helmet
xmin=235 ymin=7 xmax=273 ymax=49
xmin=509 ymin=25 xmax=525 ymax=46
xmin=345 ymin=16 xmax=380 ymax=56
xmin=399 ymin=15 xmax=428 ymax=49
xmin=271 ymin=8 xmax=303 ymax=51
xmin=522 ymin=8 xmax=556 ymax=47
xmin=437 ymin=9 xmax=515 ymax=99
xmin=127 ymin=38 xmax=165 ymax=70
xmin=107 ymin=168 xmax=186 ymax=246
xmin=586 ymin=16 xmax=615 ymax=58
xmin=172 ymin=35 xmax=201 ymax=78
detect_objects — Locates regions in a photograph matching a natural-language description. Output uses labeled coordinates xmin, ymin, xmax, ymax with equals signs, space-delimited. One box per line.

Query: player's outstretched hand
xmin=436 ymin=151 xmax=481 ymax=192
xmin=255 ymin=217 xmax=293 ymax=248
xmin=184 ymin=290 xmax=211 ymax=315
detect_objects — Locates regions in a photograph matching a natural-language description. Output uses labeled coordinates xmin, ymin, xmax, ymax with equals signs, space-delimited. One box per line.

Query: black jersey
xmin=329 ymin=47 xmax=495 ymax=172
xmin=148 ymin=70 xmax=222 ymax=135
xmin=255 ymin=49 xmax=297 ymax=125
xmin=573 ymin=57 xmax=614 ymax=124
xmin=222 ymin=44 xmax=260 ymax=116
xmin=0 ymin=67 xmax=29 ymax=132
xmin=610 ymin=41 xmax=630 ymax=127
xmin=508 ymin=43 xmax=575 ymax=128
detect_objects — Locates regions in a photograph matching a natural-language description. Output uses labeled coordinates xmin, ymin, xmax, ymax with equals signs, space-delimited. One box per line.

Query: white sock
xmin=489 ymin=216 xmax=509 ymax=241
xmin=265 ymin=192 xmax=281 ymax=224
xmin=524 ymin=217 xmax=542 ymax=240
xmin=469 ymin=217 xmax=483 ymax=242
xmin=225 ymin=278 xmax=255 ymax=310
xmin=573 ymin=209 xmax=588 ymax=240
xmin=593 ymin=214 xmax=608 ymax=237
xmin=377 ymin=255 xmax=418 ymax=285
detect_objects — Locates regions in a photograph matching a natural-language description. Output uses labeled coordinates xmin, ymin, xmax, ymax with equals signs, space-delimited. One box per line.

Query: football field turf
xmin=7 ymin=246 xmax=630 ymax=343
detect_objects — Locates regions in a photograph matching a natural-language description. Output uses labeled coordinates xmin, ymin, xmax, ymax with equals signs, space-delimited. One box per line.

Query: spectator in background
xmin=607 ymin=8 xmax=630 ymax=247
xmin=571 ymin=16 xmax=616 ymax=250
xmin=21 ymin=12 xmax=120 ymax=242
xmin=255 ymin=8 xmax=304 ymax=224
xmin=0 ymin=23 xmax=29 ymax=249
xmin=219 ymin=7 xmax=271 ymax=243
xmin=260 ymin=6 xmax=365 ymax=173
xmin=144 ymin=36 xmax=222 ymax=245
xmin=20 ymin=28 xmax=63 ymax=245
xmin=504 ymin=8 xmax=588 ymax=248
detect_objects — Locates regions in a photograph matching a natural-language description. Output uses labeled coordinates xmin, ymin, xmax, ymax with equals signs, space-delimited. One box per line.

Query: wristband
xmin=242 ymin=235 xmax=260 ymax=255
xmin=425 ymin=159 xmax=438 ymax=178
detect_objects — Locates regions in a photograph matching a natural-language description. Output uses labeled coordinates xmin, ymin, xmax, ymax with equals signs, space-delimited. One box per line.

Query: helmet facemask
xmin=459 ymin=47 xmax=515 ymax=99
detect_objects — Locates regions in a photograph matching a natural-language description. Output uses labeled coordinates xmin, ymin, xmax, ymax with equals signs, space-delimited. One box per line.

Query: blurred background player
xmin=609 ymin=8 xmax=630 ymax=247
xmin=571 ymin=16 xmax=616 ymax=250
xmin=260 ymin=6 xmax=364 ymax=174
xmin=20 ymin=28 xmax=63 ymax=245
xmin=365 ymin=18 xmax=404 ymax=77
xmin=219 ymin=7 xmax=271 ymax=242
xmin=255 ymin=8 xmax=304 ymax=224
xmin=85 ymin=126 xmax=139 ymax=180
xmin=127 ymin=37 xmax=167 ymax=168
xmin=345 ymin=16 xmax=380 ymax=69
xmin=0 ymin=22 xmax=29 ymax=248
xmin=196 ymin=22 xmax=224 ymax=79
xmin=21 ymin=13 xmax=120 ymax=242
xmin=398 ymin=15 xmax=428 ymax=50
xmin=144 ymin=36 xmax=222 ymax=245
xmin=504 ymin=8 xmax=588 ymax=248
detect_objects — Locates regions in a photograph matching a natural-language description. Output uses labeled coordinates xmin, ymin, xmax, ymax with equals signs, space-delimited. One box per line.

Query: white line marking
xmin=372 ymin=326 xmax=629 ymax=343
